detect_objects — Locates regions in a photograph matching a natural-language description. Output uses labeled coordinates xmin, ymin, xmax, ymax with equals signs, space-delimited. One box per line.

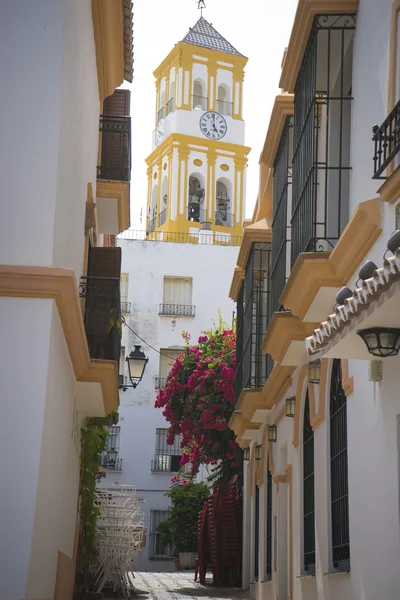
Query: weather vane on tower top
xmin=197 ymin=0 xmax=206 ymax=17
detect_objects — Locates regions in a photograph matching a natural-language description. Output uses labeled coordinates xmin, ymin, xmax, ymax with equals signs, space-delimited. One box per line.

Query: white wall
xmin=99 ymin=238 xmax=238 ymax=570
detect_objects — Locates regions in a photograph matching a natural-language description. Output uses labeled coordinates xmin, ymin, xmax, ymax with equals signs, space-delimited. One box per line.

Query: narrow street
xmin=129 ymin=571 xmax=249 ymax=600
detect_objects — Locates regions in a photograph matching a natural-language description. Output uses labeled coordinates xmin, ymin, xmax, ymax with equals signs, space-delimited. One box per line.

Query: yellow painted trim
xmin=96 ymin=180 xmax=130 ymax=233
xmin=91 ymin=0 xmax=125 ymax=102
xmin=341 ymin=358 xmax=354 ymax=396
xmin=378 ymin=165 xmax=400 ymax=203
xmin=258 ymin=427 xmax=269 ymax=486
xmin=237 ymin=218 xmax=272 ymax=270
xmin=0 ymin=266 xmax=118 ymax=415
xmin=236 ymin=389 xmax=265 ymax=422
xmin=279 ymin=0 xmax=359 ymax=93
xmin=229 ymin=266 xmax=245 ymax=301
xmin=280 ymin=198 xmax=382 ymax=318
xmin=264 ymin=312 xmax=319 ymax=364
xmin=259 ymin=94 xmax=294 ymax=167
xmin=262 ymin=364 xmax=296 ymax=410
xmin=292 ymin=364 xmax=308 ymax=448
xmin=311 ymin=358 xmax=328 ymax=430
xmin=256 ymin=165 xmax=274 ymax=222
xmin=228 ymin=411 xmax=260 ymax=438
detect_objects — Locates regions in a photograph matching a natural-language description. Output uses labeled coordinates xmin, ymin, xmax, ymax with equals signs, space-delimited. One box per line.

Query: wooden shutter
xmin=103 ymin=89 xmax=131 ymax=116
xmin=159 ymin=349 xmax=182 ymax=379
xmin=87 ymin=247 xmax=121 ymax=278
xmin=163 ymin=277 xmax=192 ymax=305
xmin=120 ymin=273 xmax=129 ymax=302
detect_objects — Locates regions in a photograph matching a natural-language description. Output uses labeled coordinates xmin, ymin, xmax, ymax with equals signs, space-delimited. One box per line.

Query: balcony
xmin=193 ymin=95 xmax=208 ymax=111
xmin=159 ymin=304 xmax=195 ymax=317
xmin=155 ymin=377 xmax=167 ymax=389
xmin=99 ymin=455 xmax=122 ymax=471
xmin=97 ymin=115 xmax=131 ymax=182
xmin=372 ymin=99 xmax=400 ymax=179
xmin=80 ymin=276 xmax=121 ymax=363
xmin=158 ymin=209 xmax=167 ymax=227
xmin=151 ymin=455 xmax=182 ymax=473
xmin=121 ymin=301 xmax=131 ymax=313
xmin=166 ymin=98 xmax=174 ymax=115
xmin=217 ymin=99 xmax=232 ymax=116
xmin=157 ymin=106 xmax=164 ymax=123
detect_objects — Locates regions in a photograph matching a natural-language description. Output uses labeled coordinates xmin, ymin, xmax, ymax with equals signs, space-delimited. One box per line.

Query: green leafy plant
xmin=75 ymin=420 xmax=109 ymax=593
xmin=157 ymin=482 xmax=210 ymax=553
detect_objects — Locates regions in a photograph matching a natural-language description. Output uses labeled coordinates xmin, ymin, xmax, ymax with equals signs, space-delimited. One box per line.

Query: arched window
xmin=265 ymin=457 xmax=272 ymax=580
xmin=188 ymin=174 xmax=205 ymax=222
xmin=149 ymin=185 xmax=158 ymax=233
xmin=330 ymin=359 xmax=350 ymax=570
xmin=193 ymin=79 xmax=206 ymax=111
xmin=167 ymin=81 xmax=175 ymax=115
xmin=303 ymin=389 xmax=315 ymax=573
xmin=215 ymin=179 xmax=232 ymax=227
xmin=217 ymin=84 xmax=232 ymax=116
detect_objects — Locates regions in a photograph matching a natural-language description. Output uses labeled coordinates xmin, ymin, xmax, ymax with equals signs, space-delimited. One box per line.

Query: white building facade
xmin=99 ymin=235 xmax=239 ymax=571
xmin=231 ymin=1 xmax=400 ymax=600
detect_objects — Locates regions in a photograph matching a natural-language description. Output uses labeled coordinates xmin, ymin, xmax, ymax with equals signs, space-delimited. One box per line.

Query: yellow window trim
xmin=96 ymin=180 xmax=130 ymax=233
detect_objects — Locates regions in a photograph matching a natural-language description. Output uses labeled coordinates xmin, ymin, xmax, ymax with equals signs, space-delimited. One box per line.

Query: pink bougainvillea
xmin=155 ymin=321 xmax=242 ymax=482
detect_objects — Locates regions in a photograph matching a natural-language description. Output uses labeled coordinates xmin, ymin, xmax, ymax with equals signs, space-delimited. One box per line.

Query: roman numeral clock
xmin=145 ymin=14 xmax=250 ymax=238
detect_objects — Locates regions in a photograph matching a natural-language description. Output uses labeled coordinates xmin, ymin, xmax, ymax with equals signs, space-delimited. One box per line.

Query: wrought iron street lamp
xmin=268 ymin=425 xmax=277 ymax=443
xmin=121 ymin=345 xmax=149 ymax=389
xmin=357 ymin=327 xmax=400 ymax=357
xmin=308 ymin=360 xmax=321 ymax=384
xmin=285 ymin=396 xmax=296 ymax=417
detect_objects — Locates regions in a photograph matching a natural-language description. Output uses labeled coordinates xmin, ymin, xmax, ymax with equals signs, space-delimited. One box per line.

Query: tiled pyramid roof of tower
xmin=182 ymin=17 xmax=244 ymax=57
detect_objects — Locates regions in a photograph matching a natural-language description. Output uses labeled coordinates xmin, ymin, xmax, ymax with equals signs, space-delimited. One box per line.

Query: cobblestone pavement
xmin=129 ymin=571 xmax=249 ymax=600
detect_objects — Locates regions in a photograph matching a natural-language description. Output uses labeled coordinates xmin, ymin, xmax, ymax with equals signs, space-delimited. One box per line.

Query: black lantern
xmin=285 ymin=396 xmax=296 ymax=417
xmin=255 ymin=445 xmax=262 ymax=460
xmin=357 ymin=327 xmax=400 ymax=357
xmin=308 ymin=360 xmax=321 ymax=384
xmin=243 ymin=447 xmax=250 ymax=461
xmin=268 ymin=425 xmax=277 ymax=443
xmin=125 ymin=345 xmax=149 ymax=388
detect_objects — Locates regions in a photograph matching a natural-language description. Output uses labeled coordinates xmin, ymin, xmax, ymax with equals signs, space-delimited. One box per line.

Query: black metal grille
xmin=159 ymin=304 xmax=195 ymax=316
xmin=372 ymin=98 xmax=400 ymax=179
xmin=120 ymin=301 xmax=131 ymax=313
xmin=99 ymin=456 xmax=122 ymax=470
xmin=303 ymin=390 xmax=315 ymax=573
xmin=235 ymin=284 xmax=244 ymax=404
xmin=155 ymin=377 xmax=167 ymax=389
xmin=97 ymin=115 xmax=131 ymax=182
xmin=291 ymin=14 xmax=355 ymax=267
xmin=79 ymin=276 xmax=121 ymax=362
xmin=152 ymin=428 xmax=182 ymax=473
xmin=330 ymin=359 xmax=350 ymax=570
xmin=265 ymin=459 xmax=272 ymax=580
xmin=99 ymin=426 xmax=122 ymax=471
xmin=254 ymin=484 xmax=260 ymax=581
xmin=241 ymin=243 xmax=273 ymax=391
xmin=271 ymin=116 xmax=293 ymax=313
xmin=215 ymin=211 xmax=234 ymax=227
xmin=187 ymin=205 xmax=207 ymax=223
xmin=149 ymin=510 xmax=175 ymax=559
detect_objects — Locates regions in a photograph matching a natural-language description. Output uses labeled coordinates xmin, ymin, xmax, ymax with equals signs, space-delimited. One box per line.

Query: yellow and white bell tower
xmin=145 ymin=16 xmax=250 ymax=239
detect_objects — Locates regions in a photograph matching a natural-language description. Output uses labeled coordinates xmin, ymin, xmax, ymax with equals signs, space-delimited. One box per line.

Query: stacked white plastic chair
xmin=93 ymin=485 xmax=145 ymax=597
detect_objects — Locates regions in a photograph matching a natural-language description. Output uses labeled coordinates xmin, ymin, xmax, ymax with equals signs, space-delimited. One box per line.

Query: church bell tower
xmin=145 ymin=14 xmax=250 ymax=241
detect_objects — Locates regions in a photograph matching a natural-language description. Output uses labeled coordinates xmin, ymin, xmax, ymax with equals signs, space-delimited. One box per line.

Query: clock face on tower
xmin=199 ymin=111 xmax=227 ymax=140
xmin=155 ymin=118 xmax=166 ymax=146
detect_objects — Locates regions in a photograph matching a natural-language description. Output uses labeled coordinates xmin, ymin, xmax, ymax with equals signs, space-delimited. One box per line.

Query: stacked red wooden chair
xmin=195 ymin=502 xmax=209 ymax=584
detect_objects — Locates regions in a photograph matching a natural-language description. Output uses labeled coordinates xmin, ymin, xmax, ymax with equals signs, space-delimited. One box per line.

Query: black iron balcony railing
xmin=157 ymin=107 xmax=164 ymax=123
xmin=166 ymin=98 xmax=174 ymax=115
xmin=158 ymin=209 xmax=167 ymax=227
xmin=97 ymin=115 xmax=131 ymax=182
xmin=217 ymin=100 xmax=232 ymax=116
xmin=215 ymin=211 xmax=234 ymax=227
xmin=155 ymin=377 xmax=167 ymax=389
xmin=80 ymin=276 xmax=121 ymax=363
xmin=119 ymin=374 xmax=127 ymax=387
xmin=372 ymin=98 xmax=400 ymax=179
xmin=192 ymin=95 xmax=208 ymax=111
xmin=121 ymin=301 xmax=131 ymax=313
xmin=149 ymin=532 xmax=175 ymax=559
xmin=151 ymin=455 xmax=182 ymax=472
xmin=159 ymin=304 xmax=195 ymax=317
xmin=99 ymin=456 xmax=122 ymax=471
xmin=187 ymin=205 xmax=206 ymax=223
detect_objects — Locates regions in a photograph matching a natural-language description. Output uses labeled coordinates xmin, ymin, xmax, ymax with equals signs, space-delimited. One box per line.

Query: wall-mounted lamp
xmin=285 ymin=396 xmax=296 ymax=418
xmin=243 ymin=447 xmax=250 ymax=461
xmin=268 ymin=425 xmax=277 ymax=443
xmin=255 ymin=445 xmax=262 ymax=460
xmin=121 ymin=345 xmax=149 ymax=390
xmin=357 ymin=327 xmax=400 ymax=358
xmin=308 ymin=360 xmax=321 ymax=384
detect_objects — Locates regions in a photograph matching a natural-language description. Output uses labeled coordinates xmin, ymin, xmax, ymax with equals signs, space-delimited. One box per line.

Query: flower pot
xmin=179 ymin=551 xmax=197 ymax=569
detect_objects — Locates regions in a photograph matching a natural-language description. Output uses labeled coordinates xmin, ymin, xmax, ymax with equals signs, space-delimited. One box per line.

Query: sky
xmin=126 ymin=0 xmax=299 ymax=229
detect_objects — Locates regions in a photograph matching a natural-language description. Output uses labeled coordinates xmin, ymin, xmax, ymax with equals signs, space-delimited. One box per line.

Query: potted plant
xmin=157 ymin=481 xmax=209 ymax=569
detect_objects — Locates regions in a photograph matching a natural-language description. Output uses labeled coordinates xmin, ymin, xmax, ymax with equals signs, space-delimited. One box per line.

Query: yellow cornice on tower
xmin=279 ymin=0 xmax=359 ymax=93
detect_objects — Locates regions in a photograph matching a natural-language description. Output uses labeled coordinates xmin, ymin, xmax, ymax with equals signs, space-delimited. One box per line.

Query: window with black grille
xmin=149 ymin=509 xmax=175 ymax=559
xmin=291 ymin=14 xmax=356 ymax=268
xmin=330 ymin=359 xmax=350 ymax=571
xmin=254 ymin=483 xmax=260 ymax=581
xmin=151 ymin=428 xmax=182 ymax=473
xmin=99 ymin=426 xmax=122 ymax=470
xmin=265 ymin=458 xmax=272 ymax=580
xmin=271 ymin=115 xmax=293 ymax=314
xmin=237 ymin=242 xmax=272 ymax=399
xmin=235 ymin=283 xmax=244 ymax=404
xmin=303 ymin=390 xmax=315 ymax=573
